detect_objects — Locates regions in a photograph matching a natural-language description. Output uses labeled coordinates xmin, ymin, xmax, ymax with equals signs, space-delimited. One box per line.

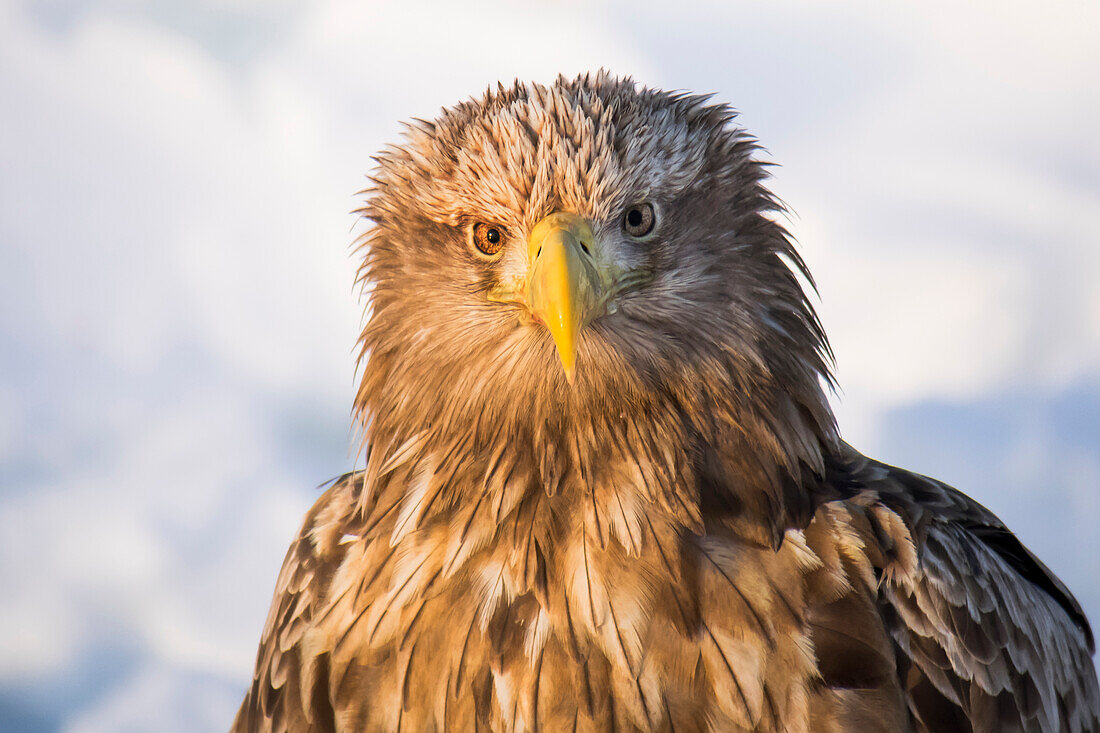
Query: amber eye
xmin=472 ymin=223 xmax=505 ymax=256
xmin=622 ymin=203 xmax=655 ymax=237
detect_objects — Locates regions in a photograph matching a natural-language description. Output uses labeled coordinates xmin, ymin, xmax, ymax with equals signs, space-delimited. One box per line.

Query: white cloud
xmin=0 ymin=386 xmax=304 ymax=684
xmin=63 ymin=661 xmax=240 ymax=733
xmin=764 ymin=0 xmax=1100 ymax=436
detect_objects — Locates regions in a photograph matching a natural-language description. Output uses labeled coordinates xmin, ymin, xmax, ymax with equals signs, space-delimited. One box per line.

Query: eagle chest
xmin=309 ymin=486 xmax=823 ymax=732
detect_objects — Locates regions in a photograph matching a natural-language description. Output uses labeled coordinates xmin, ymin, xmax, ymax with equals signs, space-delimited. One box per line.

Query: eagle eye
xmin=472 ymin=222 xmax=505 ymax=256
xmin=622 ymin=203 xmax=655 ymax=237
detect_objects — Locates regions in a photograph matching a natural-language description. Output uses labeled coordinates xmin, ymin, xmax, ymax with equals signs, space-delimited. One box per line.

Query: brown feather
xmin=232 ymin=73 xmax=1099 ymax=732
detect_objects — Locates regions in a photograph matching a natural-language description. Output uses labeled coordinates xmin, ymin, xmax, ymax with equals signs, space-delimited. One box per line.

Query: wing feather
xmin=231 ymin=475 xmax=360 ymax=733
xmin=834 ymin=446 xmax=1100 ymax=732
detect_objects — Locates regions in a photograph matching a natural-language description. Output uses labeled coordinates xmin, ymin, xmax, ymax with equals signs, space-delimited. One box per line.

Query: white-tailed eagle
xmin=233 ymin=73 xmax=1100 ymax=732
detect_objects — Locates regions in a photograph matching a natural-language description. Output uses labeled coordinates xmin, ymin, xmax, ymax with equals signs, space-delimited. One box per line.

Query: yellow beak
xmin=526 ymin=213 xmax=603 ymax=383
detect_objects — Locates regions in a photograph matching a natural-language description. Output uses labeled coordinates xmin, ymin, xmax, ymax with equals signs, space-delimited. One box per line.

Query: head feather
xmin=353 ymin=72 xmax=838 ymax=543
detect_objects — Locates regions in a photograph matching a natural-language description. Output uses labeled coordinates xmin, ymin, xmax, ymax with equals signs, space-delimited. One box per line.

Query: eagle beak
xmin=527 ymin=212 xmax=604 ymax=383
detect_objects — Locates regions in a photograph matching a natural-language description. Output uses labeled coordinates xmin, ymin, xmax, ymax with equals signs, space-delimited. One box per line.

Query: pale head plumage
xmin=355 ymin=72 xmax=837 ymax=544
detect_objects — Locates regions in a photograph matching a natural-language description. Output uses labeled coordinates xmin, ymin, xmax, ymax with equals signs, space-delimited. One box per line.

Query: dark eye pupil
xmin=486 ymin=228 xmax=500 ymax=244
xmin=627 ymin=209 xmax=643 ymax=227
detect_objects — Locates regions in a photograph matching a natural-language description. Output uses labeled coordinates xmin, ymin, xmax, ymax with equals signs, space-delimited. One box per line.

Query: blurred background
xmin=1 ymin=0 xmax=1098 ymax=729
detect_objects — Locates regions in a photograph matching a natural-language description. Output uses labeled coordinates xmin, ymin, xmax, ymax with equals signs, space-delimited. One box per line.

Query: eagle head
xmin=355 ymin=72 xmax=837 ymax=541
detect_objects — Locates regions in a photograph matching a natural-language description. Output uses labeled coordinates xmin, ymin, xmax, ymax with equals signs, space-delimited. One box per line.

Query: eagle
xmin=232 ymin=73 xmax=1100 ymax=732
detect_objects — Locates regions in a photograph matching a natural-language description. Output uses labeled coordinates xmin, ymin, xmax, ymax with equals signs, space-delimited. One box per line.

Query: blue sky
xmin=1 ymin=0 xmax=1098 ymax=729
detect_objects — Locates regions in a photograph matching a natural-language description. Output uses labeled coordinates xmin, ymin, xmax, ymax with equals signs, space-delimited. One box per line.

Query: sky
xmin=1 ymin=0 xmax=1098 ymax=729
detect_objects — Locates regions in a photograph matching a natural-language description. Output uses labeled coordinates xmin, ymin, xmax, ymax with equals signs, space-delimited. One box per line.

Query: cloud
xmin=62 ymin=662 xmax=241 ymax=733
